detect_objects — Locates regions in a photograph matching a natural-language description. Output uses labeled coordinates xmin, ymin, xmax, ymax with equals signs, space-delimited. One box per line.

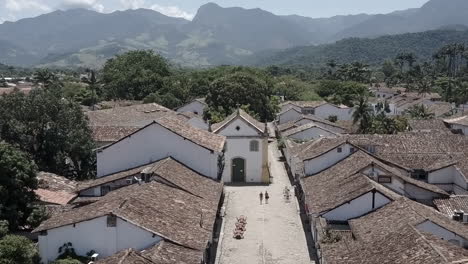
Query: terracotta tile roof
xmin=96 ymin=248 xmax=155 ymax=264
xmin=349 ymin=197 xmax=468 ymax=242
xmin=304 ymin=171 xmax=399 ymax=215
xmin=426 ymin=102 xmax=455 ymax=117
xmin=295 ymin=137 xmax=347 ymax=161
xmin=76 ymin=160 xmax=163 ymax=192
xmin=156 ymin=115 xmax=225 ymax=152
xmin=141 ymin=240 xmax=204 ymax=264
xmin=303 ymin=151 xmax=411 ymax=215
xmin=36 ymin=172 xmax=78 ymax=205
xmin=281 ymin=101 xmax=328 ymax=109
xmin=212 ymin=109 xmax=265 ymax=133
xmin=35 ymin=189 xmax=77 ymax=206
xmin=277 ymin=115 xmax=347 ymax=133
xmin=434 ymin=196 xmax=468 ymax=218
xmin=35 ymin=181 xmax=221 ymax=250
xmin=177 ymin=111 xmax=203 ymax=120
xmin=86 ymin=103 xmax=174 ymax=127
xmin=409 ymin=119 xmax=451 ymax=132
xmin=99 ymin=115 xmax=226 ymax=153
xmin=77 ymin=157 xmax=223 ymax=203
xmin=277 ymin=121 xmax=298 ymax=132
xmin=90 ymin=126 xmax=140 ymax=143
xmin=97 ymin=240 xmax=204 ymax=264
xmin=322 ymin=224 xmax=468 ymax=264
xmin=282 ymin=122 xmax=338 ymax=138
xmin=277 ymin=106 xmax=302 ymax=116
xmin=445 ymin=115 xmax=468 ymax=126
xmin=37 ymin=172 xmax=77 ymax=193
xmin=303 ymin=151 xmax=447 ymax=201
xmin=150 ymin=158 xmax=223 ymax=202
xmin=86 ymin=103 xmax=186 ymax=143
xmin=301 ymin=115 xmax=348 ymax=129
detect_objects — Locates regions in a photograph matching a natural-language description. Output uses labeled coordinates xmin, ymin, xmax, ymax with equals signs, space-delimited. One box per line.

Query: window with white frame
xmin=250 ymin=140 xmax=259 ymax=152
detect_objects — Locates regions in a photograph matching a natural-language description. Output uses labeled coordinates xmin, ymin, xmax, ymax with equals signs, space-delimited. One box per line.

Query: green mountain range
xmin=249 ymin=28 xmax=468 ymax=66
xmin=0 ymin=0 xmax=467 ymax=68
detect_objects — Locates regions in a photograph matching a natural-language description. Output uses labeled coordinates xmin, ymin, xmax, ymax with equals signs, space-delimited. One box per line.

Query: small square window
xmin=235 ymin=126 xmax=241 ymax=131
xmin=250 ymin=140 xmax=259 ymax=152
xmin=350 ymin=147 xmax=355 ymax=153
xmin=337 ymin=147 xmax=342 ymax=153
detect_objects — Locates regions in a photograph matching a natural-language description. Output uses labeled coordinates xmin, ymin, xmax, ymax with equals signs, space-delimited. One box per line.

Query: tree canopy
xmin=0 ymin=235 xmax=40 ymax=264
xmin=0 ymin=86 xmax=95 ymax=180
xmin=206 ymin=70 xmax=279 ymax=122
xmin=0 ymin=142 xmax=38 ymax=229
xmin=101 ymin=50 xmax=171 ymax=100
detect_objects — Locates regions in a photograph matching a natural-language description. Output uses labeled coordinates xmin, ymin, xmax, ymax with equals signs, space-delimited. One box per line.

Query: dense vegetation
xmin=98 ymin=50 xmax=319 ymax=121
xmin=252 ymin=29 xmax=468 ymax=67
xmin=0 ymin=85 xmax=96 ymax=180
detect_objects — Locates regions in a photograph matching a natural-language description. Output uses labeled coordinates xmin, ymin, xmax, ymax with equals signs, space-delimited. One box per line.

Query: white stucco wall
xmin=217 ymin=118 xmax=260 ymax=137
xmin=287 ymin=127 xmax=337 ymax=141
xmin=278 ymin=109 xmax=302 ymax=125
xmin=177 ymin=101 xmax=206 ymax=116
xmin=429 ymin=166 xmax=456 ymax=184
xmin=362 ymin=166 xmax=406 ymax=194
xmin=429 ymin=166 xmax=468 ymax=193
xmin=222 ymin=138 xmax=264 ymax=183
xmin=322 ymin=191 xmax=391 ymax=221
xmin=216 ymin=117 xmax=265 ymax=183
xmin=450 ymin=124 xmax=468 ymax=135
xmin=416 ymin=220 xmax=468 ymax=248
xmin=304 ymin=144 xmax=353 ymax=176
xmin=188 ymin=117 xmax=209 ymax=130
xmin=314 ymin=104 xmax=353 ymax=121
xmin=96 ymin=123 xmax=220 ymax=179
xmin=295 ymin=119 xmax=346 ymax=134
xmin=38 ymin=216 xmax=161 ymax=263
xmin=405 ymin=184 xmax=442 ymax=200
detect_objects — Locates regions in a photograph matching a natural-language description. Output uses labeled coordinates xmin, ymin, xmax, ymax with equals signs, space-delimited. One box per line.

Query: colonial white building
xmin=281 ymin=123 xmax=338 ymax=141
xmin=212 ymin=109 xmax=269 ymax=183
xmin=35 ymin=179 xmax=223 ymax=263
xmin=96 ymin=115 xmax=226 ymax=180
xmin=176 ymin=98 xmax=207 ymax=116
xmin=279 ymin=101 xmax=354 ymax=122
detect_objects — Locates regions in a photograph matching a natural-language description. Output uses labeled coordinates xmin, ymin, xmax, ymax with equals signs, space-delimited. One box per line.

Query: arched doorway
xmin=232 ymin=158 xmax=246 ymax=183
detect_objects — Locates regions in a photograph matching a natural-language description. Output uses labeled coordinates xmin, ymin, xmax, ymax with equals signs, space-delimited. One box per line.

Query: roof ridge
xmin=411 ymin=225 xmax=450 ymax=263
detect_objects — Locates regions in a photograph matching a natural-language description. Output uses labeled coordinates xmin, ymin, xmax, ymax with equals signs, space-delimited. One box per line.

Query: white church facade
xmin=213 ymin=109 xmax=270 ymax=183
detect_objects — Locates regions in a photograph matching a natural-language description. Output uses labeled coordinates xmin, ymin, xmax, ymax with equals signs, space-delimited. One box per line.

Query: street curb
xmin=214 ymin=192 xmax=230 ymax=264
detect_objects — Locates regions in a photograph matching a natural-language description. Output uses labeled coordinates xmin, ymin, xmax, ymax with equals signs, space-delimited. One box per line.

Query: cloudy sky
xmin=0 ymin=0 xmax=430 ymax=24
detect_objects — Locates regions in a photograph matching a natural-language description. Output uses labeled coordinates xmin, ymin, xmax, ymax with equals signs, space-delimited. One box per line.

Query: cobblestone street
xmin=216 ymin=141 xmax=312 ymax=264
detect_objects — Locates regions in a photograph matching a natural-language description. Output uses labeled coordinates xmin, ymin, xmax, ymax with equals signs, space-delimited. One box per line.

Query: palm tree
xmin=33 ymin=69 xmax=58 ymax=88
xmin=353 ymin=95 xmax=374 ymax=133
xmin=405 ymin=105 xmax=435 ymax=120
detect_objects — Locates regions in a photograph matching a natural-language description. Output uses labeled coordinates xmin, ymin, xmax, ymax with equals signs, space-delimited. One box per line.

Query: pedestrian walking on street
xmin=265 ymin=191 xmax=270 ymax=204
xmin=259 ymin=192 xmax=264 ymax=205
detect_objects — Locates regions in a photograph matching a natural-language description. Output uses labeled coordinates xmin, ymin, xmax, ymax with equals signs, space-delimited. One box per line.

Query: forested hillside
xmin=251 ymin=29 xmax=468 ymax=66
xmin=1 ymin=0 xmax=468 ymax=68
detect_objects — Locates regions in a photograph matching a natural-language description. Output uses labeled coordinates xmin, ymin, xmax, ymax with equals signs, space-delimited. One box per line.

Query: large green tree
xmin=0 ymin=143 xmax=37 ymax=229
xmin=101 ymin=50 xmax=171 ymax=100
xmin=206 ymin=71 xmax=279 ymax=122
xmin=0 ymin=235 xmax=40 ymax=264
xmin=0 ymin=87 xmax=95 ymax=180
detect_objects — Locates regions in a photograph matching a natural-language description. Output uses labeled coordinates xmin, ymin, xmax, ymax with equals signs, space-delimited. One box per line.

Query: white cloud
xmin=120 ymin=0 xmax=145 ymax=10
xmin=150 ymin=4 xmax=194 ymax=20
xmin=59 ymin=0 xmax=105 ymax=12
xmin=5 ymin=0 xmax=51 ymax=12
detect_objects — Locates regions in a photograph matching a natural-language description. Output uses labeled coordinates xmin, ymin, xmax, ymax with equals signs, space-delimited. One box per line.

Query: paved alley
xmin=216 ymin=141 xmax=311 ymax=264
